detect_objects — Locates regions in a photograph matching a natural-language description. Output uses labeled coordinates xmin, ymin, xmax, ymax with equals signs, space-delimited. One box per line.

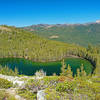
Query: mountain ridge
xmin=23 ymin=22 xmax=100 ymax=47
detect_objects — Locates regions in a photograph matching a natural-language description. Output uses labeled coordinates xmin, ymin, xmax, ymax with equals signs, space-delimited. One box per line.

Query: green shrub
xmin=42 ymin=76 xmax=59 ymax=88
xmin=95 ymin=93 xmax=100 ymax=100
xmin=56 ymin=81 xmax=74 ymax=93
xmin=45 ymin=88 xmax=60 ymax=100
xmin=0 ymin=90 xmax=16 ymax=100
xmin=43 ymin=76 xmax=59 ymax=83
xmin=0 ymin=78 xmax=12 ymax=88
xmin=18 ymin=89 xmax=37 ymax=100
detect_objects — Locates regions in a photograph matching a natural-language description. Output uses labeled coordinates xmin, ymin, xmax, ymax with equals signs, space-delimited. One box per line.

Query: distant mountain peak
xmin=24 ymin=21 xmax=100 ymax=28
xmin=22 ymin=22 xmax=100 ymax=47
xmin=96 ymin=20 xmax=100 ymax=23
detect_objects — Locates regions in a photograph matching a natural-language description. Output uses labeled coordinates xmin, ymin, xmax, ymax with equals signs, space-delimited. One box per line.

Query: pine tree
xmin=60 ymin=59 xmax=66 ymax=76
xmin=14 ymin=67 xmax=19 ymax=76
xmin=66 ymin=64 xmax=73 ymax=78
xmin=94 ymin=56 xmax=100 ymax=76
xmin=53 ymin=73 xmax=57 ymax=76
xmin=80 ymin=64 xmax=86 ymax=77
xmin=77 ymin=68 xmax=80 ymax=77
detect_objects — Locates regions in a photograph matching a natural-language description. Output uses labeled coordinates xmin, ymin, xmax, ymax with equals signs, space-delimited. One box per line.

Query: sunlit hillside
xmin=23 ymin=23 xmax=100 ymax=47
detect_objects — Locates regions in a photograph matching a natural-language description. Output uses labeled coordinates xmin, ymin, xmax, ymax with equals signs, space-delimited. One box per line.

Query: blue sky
xmin=0 ymin=0 xmax=100 ymax=27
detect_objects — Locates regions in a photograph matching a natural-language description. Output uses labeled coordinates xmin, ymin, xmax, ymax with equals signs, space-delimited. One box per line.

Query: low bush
xmin=0 ymin=78 xmax=13 ymax=88
xmin=56 ymin=81 xmax=74 ymax=93
xmin=45 ymin=88 xmax=60 ymax=100
xmin=43 ymin=76 xmax=59 ymax=83
xmin=0 ymin=90 xmax=16 ymax=100
xmin=18 ymin=89 xmax=37 ymax=100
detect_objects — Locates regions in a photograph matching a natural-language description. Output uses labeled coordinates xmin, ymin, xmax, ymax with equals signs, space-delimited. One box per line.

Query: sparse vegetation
xmin=0 ymin=65 xmax=19 ymax=76
xmin=0 ymin=78 xmax=12 ymax=88
xmin=0 ymin=90 xmax=17 ymax=100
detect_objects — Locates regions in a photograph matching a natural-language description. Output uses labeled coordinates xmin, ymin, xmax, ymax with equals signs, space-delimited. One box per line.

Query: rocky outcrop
xmin=0 ymin=74 xmax=25 ymax=87
xmin=37 ymin=90 xmax=46 ymax=100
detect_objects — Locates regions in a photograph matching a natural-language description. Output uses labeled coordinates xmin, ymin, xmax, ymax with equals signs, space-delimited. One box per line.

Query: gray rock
xmin=37 ymin=90 xmax=46 ymax=100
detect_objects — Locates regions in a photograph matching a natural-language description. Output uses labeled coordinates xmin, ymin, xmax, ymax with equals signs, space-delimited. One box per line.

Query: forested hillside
xmin=23 ymin=23 xmax=100 ymax=47
xmin=0 ymin=25 xmax=100 ymax=74
xmin=0 ymin=25 xmax=80 ymax=62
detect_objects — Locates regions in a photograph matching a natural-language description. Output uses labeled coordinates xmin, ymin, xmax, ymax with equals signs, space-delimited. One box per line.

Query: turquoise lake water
xmin=0 ymin=58 xmax=93 ymax=76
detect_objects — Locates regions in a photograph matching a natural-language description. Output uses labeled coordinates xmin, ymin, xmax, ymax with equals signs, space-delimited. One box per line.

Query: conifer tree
xmin=14 ymin=67 xmax=19 ymax=76
xmin=60 ymin=59 xmax=66 ymax=76
xmin=66 ymin=64 xmax=73 ymax=78
xmin=53 ymin=73 xmax=57 ymax=76
xmin=77 ymin=68 xmax=80 ymax=77
xmin=94 ymin=57 xmax=100 ymax=76
xmin=80 ymin=64 xmax=86 ymax=77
